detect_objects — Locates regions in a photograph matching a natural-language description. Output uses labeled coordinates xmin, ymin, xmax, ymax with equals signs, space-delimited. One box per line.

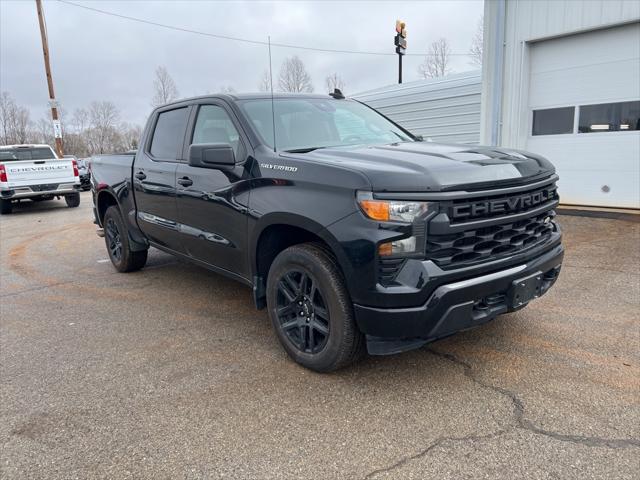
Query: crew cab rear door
xmin=133 ymin=106 xmax=190 ymax=253
xmin=0 ymin=146 xmax=77 ymax=188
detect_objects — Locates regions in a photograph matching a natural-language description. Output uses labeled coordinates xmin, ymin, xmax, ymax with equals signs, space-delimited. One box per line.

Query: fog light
xmin=379 ymin=236 xmax=417 ymax=256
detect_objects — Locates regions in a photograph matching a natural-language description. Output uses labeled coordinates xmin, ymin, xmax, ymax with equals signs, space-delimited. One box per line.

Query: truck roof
xmin=0 ymin=144 xmax=53 ymax=149
xmin=159 ymin=92 xmax=344 ymax=108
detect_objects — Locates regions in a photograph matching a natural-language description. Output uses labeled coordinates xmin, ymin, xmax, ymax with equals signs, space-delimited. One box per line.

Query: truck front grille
xmin=427 ymin=210 xmax=556 ymax=268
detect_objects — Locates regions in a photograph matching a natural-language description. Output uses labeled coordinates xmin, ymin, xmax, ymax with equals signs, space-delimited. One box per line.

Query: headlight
xmin=357 ymin=191 xmax=429 ymax=223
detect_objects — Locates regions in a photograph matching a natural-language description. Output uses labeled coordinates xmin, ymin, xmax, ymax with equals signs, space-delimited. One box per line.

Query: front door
xmin=134 ymin=106 xmax=190 ymax=252
xmin=175 ymin=103 xmax=251 ymax=278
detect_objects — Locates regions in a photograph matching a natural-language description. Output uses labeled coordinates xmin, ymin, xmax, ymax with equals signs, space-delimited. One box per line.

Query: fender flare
xmin=249 ymin=212 xmax=352 ymax=280
xmin=96 ymin=187 xmax=148 ymax=252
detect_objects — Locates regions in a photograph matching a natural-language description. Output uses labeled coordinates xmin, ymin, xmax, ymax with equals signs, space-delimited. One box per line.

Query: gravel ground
xmin=1 ymin=191 xmax=638 ymax=479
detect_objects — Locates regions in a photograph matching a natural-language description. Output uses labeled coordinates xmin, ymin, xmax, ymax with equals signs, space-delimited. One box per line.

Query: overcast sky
xmin=1 ymin=0 xmax=483 ymax=126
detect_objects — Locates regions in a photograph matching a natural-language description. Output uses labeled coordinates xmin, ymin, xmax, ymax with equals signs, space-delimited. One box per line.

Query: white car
xmin=0 ymin=144 xmax=81 ymax=214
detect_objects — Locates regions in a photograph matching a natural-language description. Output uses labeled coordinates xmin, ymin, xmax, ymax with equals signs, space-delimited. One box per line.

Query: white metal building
xmin=354 ymin=71 xmax=482 ymax=144
xmin=481 ymin=0 xmax=640 ymax=209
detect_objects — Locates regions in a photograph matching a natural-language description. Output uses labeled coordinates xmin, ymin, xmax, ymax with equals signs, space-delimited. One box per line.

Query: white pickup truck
xmin=0 ymin=144 xmax=81 ymax=214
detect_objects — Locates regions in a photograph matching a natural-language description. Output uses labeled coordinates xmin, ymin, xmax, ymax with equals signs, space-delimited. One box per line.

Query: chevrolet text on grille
xmin=450 ymin=186 xmax=557 ymax=219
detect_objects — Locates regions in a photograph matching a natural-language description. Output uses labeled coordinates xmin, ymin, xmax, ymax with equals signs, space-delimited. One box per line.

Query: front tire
xmin=65 ymin=193 xmax=80 ymax=208
xmin=266 ymin=243 xmax=365 ymax=372
xmin=103 ymin=206 xmax=148 ymax=272
xmin=0 ymin=199 xmax=12 ymax=214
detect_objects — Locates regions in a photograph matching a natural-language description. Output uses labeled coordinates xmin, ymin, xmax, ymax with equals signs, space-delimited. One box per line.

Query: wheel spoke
xmin=277 ymin=303 xmax=295 ymax=317
xmin=284 ymin=273 xmax=301 ymax=296
xmin=311 ymin=319 xmax=329 ymax=336
xmin=280 ymin=319 xmax=299 ymax=331
xmin=300 ymin=274 xmax=310 ymax=296
xmin=278 ymin=280 xmax=297 ymax=303
xmin=308 ymin=325 xmax=315 ymax=351
xmin=298 ymin=325 xmax=307 ymax=350
xmin=314 ymin=305 xmax=329 ymax=321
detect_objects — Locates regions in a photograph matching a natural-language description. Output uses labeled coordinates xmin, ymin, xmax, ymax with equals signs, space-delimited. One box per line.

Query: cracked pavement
xmin=1 ymin=192 xmax=639 ymax=479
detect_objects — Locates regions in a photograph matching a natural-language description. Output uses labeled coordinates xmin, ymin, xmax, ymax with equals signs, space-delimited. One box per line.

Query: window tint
xmin=238 ymin=98 xmax=412 ymax=151
xmin=150 ymin=107 xmax=189 ymax=159
xmin=578 ymin=101 xmax=640 ymax=133
xmin=0 ymin=147 xmax=57 ymax=161
xmin=192 ymin=105 xmax=242 ymax=158
xmin=532 ymin=107 xmax=575 ymax=136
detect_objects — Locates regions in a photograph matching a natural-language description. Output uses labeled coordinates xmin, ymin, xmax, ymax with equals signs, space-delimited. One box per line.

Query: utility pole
xmin=35 ymin=0 xmax=63 ymax=157
xmin=394 ymin=20 xmax=407 ymax=84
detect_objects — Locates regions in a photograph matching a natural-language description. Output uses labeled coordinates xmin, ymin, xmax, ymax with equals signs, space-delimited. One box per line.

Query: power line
xmin=57 ymin=0 xmax=471 ymax=58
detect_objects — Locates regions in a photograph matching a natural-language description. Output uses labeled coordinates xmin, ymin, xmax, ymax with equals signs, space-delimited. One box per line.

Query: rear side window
xmin=149 ymin=107 xmax=189 ymax=159
xmin=532 ymin=107 xmax=575 ymax=135
xmin=0 ymin=147 xmax=57 ymax=161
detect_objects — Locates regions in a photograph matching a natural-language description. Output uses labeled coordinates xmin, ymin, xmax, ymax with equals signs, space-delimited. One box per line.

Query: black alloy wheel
xmin=105 ymin=216 xmax=123 ymax=262
xmin=275 ymin=270 xmax=330 ymax=354
xmin=266 ymin=243 xmax=365 ymax=372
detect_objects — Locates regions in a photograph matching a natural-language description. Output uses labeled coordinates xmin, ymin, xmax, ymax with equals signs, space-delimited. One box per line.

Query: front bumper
xmin=354 ymin=243 xmax=564 ymax=355
xmin=0 ymin=183 xmax=80 ymax=199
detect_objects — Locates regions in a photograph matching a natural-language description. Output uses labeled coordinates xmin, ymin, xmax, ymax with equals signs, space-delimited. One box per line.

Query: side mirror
xmin=188 ymin=143 xmax=235 ymax=168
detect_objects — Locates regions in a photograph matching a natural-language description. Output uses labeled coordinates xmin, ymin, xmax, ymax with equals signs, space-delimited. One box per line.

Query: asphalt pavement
xmin=1 ymin=191 xmax=638 ymax=479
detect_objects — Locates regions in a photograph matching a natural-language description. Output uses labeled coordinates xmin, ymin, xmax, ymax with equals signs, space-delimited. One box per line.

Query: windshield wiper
xmin=283 ymin=146 xmax=327 ymax=153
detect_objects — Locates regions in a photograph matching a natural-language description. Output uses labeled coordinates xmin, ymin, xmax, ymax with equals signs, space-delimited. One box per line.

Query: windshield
xmin=0 ymin=147 xmax=57 ymax=161
xmin=238 ymin=98 xmax=414 ymax=151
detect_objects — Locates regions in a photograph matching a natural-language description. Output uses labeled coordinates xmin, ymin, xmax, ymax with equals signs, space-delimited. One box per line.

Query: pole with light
xmin=394 ymin=20 xmax=407 ymax=84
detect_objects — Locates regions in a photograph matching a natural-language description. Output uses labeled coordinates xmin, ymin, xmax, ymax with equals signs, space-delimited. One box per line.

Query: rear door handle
xmin=177 ymin=176 xmax=193 ymax=187
xmin=134 ymin=171 xmax=146 ymax=180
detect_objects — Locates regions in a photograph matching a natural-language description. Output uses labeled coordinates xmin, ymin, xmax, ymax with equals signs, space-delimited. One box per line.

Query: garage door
xmin=526 ymin=23 xmax=640 ymax=209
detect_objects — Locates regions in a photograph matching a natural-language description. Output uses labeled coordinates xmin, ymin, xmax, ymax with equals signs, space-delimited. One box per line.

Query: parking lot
xmin=0 ymin=191 xmax=638 ymax=479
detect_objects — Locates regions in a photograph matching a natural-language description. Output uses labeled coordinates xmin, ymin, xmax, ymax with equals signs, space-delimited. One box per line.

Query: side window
xmin=578 ymin=101 xmax=640 ymax=133
xmin=192 ymin=105 xmax=243 ymax=158
xmin=532 ymin=107 xmax=575 ymax=136
xmin=149 ymin=107 xmax=189 ymax=159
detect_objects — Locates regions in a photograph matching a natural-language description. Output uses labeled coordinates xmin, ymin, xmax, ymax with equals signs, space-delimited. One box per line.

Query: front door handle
xmin=134 ymin=171 xmax=146 ymax=180
xmin=177 ymin=176 xmax=193 ymax=187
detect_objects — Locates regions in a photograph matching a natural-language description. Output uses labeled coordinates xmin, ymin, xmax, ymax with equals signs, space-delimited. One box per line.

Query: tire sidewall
xmin=266 ymin=246 xmax=354 ymax=371
xmin=104 ymin=206 xmax=130 ymax=272
xmin=65 ymin=193 xmax=80 ymax=208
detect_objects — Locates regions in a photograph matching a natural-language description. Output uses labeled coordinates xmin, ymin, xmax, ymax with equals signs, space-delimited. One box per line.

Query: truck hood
xmin=285 ymin=142 xmax=556 ymax=192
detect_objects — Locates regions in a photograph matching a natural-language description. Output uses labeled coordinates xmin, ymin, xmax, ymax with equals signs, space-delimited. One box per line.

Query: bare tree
xmin=87 ymin=101 xmax=120 ymax=154
xmin=219 ymin=86 xmax=236 ymax=94
xmin=71 ymin=108 xmax=89 ymax=134
xmin=0 ymin=92 xmax=13 ymax=144
xmin=0 ymin=92 xmax=32 ymax=145
xmin=278 ymin=56 xmax=314 ymax=93
xmin=325 ymin=73 xmax=345 ymax=93
xmin=418 ymin=38 xmax=453 ymax=79
xmin=151 ymin=66 xmax=179 ymax=107
xmin=11 ymin=106 xmax=30 ymax=144
xmin=34 ymin=117 xmax=53 ymax=145
xmin=119 ymin=122 xmax=143 ymax=151
xmin=469 ymin=17 xmax=483 ymax=67
xmin=258 ymin=70 xmax=273 ymax=92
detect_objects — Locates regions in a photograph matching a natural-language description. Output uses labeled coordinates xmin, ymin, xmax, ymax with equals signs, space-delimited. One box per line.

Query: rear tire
xmin=65 ymin=193 xmax=80 ymax=208
xmin=103 ymin=206 xmax=148 ymax=272
xmin=0 ymin=199 xmax=12 ymax=214
xmin=266 ymin=243 xmax=365 ymax=372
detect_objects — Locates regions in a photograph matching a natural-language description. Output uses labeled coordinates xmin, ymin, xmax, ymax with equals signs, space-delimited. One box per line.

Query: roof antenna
xmin=329 ymin=88 xmax=345 ymax=99
xmin=268 ymin=36 xmax=277 ymax=152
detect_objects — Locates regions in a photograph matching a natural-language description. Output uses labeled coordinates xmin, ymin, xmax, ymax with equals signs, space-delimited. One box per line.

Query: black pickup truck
xmin=91 ymin=93 xmax=563 ymax=372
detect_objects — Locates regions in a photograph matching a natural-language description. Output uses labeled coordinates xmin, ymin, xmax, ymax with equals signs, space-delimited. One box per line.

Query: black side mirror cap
xmin=188 ymin=143 xmax=235 ymax=168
